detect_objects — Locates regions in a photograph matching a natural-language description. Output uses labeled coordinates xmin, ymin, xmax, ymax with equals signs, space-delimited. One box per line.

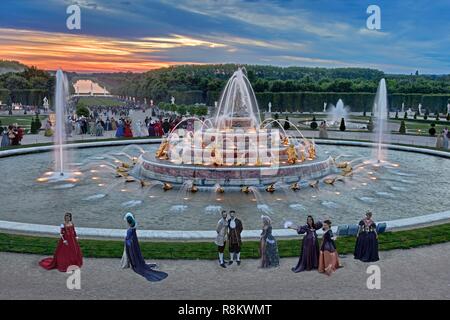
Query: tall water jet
xmin=327 ymin=99 xmax=349 ymax=126
xmin=214 ymin=68 xmax=260 ymax=129
xmin=372 ymin=78 xmax=390 ymax=163
xmin=54 ymin=69 xmax=69 ymax=176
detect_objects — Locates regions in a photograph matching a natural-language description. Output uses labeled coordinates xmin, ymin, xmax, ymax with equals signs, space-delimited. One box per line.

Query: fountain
xmin=138 ymin=68 xmax=336 ymax=187
xmin=327 ymin=99 xmax=349 ymax=126
xmin=372 ymin=78 xmax=390 ymax=163
xmin=41 ymin=69 xmax=76 ymax=182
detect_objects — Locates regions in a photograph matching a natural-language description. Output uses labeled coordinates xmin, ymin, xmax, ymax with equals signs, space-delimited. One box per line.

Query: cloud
xmin=0 ymin=28 xmax=225 ymax=72
xmin=161 ymin=0 xmax=353 ymax=38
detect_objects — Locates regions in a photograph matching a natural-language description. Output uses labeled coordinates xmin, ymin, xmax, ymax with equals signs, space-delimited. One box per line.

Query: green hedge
xmin=182 ymin=90 xmax=450 ymax=113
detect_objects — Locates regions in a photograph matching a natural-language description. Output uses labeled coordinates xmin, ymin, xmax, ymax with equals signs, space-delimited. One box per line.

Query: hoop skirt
xmin=354 ymin=220 xmax=379 ymax=262
xmin=292 ymin=222 xmax=322 ymax=272
xmin=39 ymin=224 xmax=83 ymax=272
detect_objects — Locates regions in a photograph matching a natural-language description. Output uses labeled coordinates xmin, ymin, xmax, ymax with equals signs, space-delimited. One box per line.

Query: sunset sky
xmin=1 ymin=0 xmax=449 ymax=74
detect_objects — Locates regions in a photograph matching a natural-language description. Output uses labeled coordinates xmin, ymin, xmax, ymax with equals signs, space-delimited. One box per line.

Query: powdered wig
xmin=261 ymin=215 xmax=272 ymax=226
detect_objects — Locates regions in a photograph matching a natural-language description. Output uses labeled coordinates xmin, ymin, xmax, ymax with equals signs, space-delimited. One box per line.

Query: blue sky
xmin=0 ymin=0 xmax=449 ymax=73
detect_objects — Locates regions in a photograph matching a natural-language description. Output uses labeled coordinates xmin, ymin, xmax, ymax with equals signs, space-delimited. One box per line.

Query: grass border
xmin=1 ymin=223 xmax=449 ymax=259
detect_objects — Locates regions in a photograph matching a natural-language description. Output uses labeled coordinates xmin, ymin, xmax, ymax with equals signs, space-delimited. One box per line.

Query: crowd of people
xmin=0 ymin=124 xmax=24 ymax=147
xmin=39 ymin=209 xmax=379 ymax=282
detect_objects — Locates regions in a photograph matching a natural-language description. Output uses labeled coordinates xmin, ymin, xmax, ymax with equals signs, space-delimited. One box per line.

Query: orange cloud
xmin=0 ymin=28 xmax=225 ymax=72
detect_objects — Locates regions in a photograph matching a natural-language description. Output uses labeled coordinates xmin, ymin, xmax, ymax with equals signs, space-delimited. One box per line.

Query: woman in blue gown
xmin=289 ymin=215 xmax=322 ymax=272
xmin=354 ymin=211 xmax=379 ymax=262
xmin=121 ymin=212 xmax=168 ymax=282
xmin=115 ymin=120 xmax=124 ymax=137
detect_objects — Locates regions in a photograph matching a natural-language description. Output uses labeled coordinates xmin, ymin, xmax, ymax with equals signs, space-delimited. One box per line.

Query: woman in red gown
xmin=123 ymin=119 xmax=133 ymax=138
xmin=39 ymin=212 xmax=83 ymax=272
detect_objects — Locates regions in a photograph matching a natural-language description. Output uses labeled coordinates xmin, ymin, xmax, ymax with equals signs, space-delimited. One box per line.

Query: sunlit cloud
xmin=0 ymin=28 xmax=225 ymax=72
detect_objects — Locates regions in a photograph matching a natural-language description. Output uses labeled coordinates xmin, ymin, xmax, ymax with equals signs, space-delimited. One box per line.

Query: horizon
xmin=1 ymin=1 xmax=449 ymax=74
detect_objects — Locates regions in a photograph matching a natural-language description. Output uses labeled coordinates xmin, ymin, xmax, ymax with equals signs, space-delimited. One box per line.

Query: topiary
xmin=424 ymin=114 xmax=428 ymax=120
xmin=413 ymin=112 xmax=417 ymax=120
xmin=395 ymin=111 xmax=399 ymax=119
xmin=76 ymin=105 xmax=90 ymax=118
xmin=339 ymin=118 xmax=346 ymax=131
xmin=404 ymin=112 xmax=408 ymax=119
xmin=310 ymin=116 xmax=318 ymax=130
xmin=436 ymin=113 xmax=440 ymax=121
xmin=363 ymin=110 xmax=366 ymax=117
xmin=429 ymin=122 xmax=436 ymax=136
xmin=399 ymin=120 xmax=406 ymax=134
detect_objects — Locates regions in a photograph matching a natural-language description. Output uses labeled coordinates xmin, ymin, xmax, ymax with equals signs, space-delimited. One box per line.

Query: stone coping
xmin=0 ymin=139 xmax=449 ymax=239
xmin=0 ymin=211 xmax=449 ymax=240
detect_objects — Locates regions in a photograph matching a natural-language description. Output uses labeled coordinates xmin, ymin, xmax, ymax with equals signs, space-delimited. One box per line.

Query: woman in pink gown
xmin=39 ymin=212 xmax=83 ymax=272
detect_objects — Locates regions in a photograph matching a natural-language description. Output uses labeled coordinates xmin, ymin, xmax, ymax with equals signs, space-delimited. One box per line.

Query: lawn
xmin=77 ymin=96 xmax=125 ymax=108
xmin=0 ymin=115 xmax=47 ymax=129
xmin=0 ymin=223 xmax=449 ymax=259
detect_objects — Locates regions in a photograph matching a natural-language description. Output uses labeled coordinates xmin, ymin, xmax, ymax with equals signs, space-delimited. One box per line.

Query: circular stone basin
xmin=0 ymin=142 xmax=449 ymax=232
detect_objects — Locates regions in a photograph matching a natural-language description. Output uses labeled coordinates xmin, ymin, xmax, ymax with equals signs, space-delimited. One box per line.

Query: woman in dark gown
xmin=290 ymin=215 xmax=323 ymax=272
xmin=121 ymin=212 xmax=168 ymax=282
xmin=39 ymin=212 xmax=83 ymax=272
xmin=318 ymin=220 xmax=341 ymax=276
xmin=354 ymin=211 xmax=379 ymax=262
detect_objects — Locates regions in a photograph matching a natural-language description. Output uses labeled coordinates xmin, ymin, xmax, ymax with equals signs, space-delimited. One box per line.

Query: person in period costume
xmin=259 ymin=215 xmax=279 ymax=268
xmin=436 ymin=132 xmax=444 ymax=149
xmin=227 ymin=210 xmax=243 ymax=266
xmin=318 ymin=220 xmax=341 ymax=276
xmin=289 ymin=215 xmax=323 ymax=272
xmin=319 ymin=121 xmax=328 ymax=139
xmin=148 ymin=120 xmax=156 ymax=137
xmin=124 ymin=119 xmax=133 ymax=138
xmin=44 ymin=120 xmax=53 ymax=137
xmin=39 ymin=212 xmax=83 ymax=272
xmin=95 ymin=121 xmax=104 ymax=136
xmin=443 ymin=128 xmax=449 ymax=149
xmin=105 ymin=117 xmax=112 ymax=131
xmin=354 ymin=211 xmax=379 ymax=262
xmin=121 ymin=212 xmax=168 ymax=282
xmin=111 ymin=117 xmax=117 ymax=131
xmin=1 ymin=126 xmax=11 ymax=147
xmin=115 ymin=119 xmax=124 ymax=137
xmin=214 ymin=210 xmax=229 ymax=268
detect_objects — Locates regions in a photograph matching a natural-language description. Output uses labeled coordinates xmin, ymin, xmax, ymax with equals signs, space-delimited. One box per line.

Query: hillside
xmin=0 ymin=60 xmax=26 ymax=75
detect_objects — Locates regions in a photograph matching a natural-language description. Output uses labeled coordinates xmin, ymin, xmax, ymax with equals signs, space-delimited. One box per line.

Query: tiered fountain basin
xmin=138 ymin=152 xmax=336 ymax=187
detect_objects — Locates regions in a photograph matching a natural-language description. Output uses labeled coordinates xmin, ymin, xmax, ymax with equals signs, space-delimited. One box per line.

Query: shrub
xmin=436 ymin=113 xmax=440 ymax=121
xmin=363 ymin=110 xmax=366 ymax=117
xmin=310 ymin=116 xmax=318 ymax=130
xmin=429 ymin=122 xmax=436 ymax=136
xmin=76 ymin=105 xmax=90 ymax=118
xmin=399 ymin=120 xmax=406 ymax=134
xmin=404 ymin=112 xmax=408 ymax=119
xmin=424 ymin=114 xmax=428 ymax=120
xmin=413 ymin=112 xmax=417 ymax=120
xmin=395 ymin=111 xmax=398 ymax=119
xmin=339 ymin=118 xmax=346 ymax=131
xmin=30 ymin=114 xmax=42 ymax=134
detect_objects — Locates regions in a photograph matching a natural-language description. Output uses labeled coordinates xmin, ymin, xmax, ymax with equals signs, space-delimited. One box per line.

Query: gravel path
xmin=1 ymin=243 xmax=449 ymax=300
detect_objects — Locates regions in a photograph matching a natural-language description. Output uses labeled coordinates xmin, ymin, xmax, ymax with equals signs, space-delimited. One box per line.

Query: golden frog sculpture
xmin=286 ymin=144 xmax=298 ymax=164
